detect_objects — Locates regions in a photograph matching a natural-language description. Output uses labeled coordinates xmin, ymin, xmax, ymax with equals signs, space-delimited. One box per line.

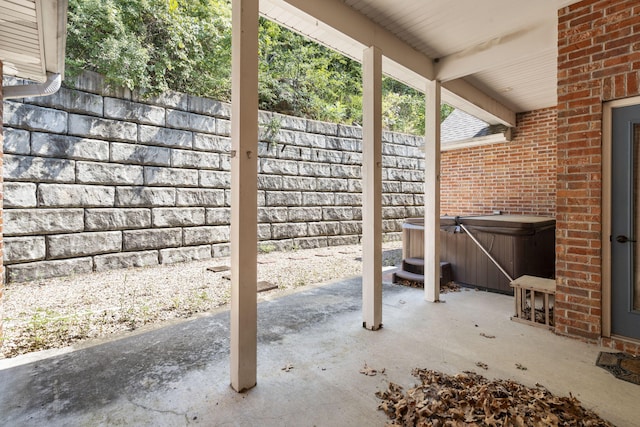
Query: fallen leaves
xmin=281 ymin=363 xmax=294 ymax=372
xmin=360 ymin=362 xmax=385 ymax=376
xmin=516 ymin=363 xmax=528 ymax=371
xmin=475 ymin=362 xmax=489 ymax=370
xmin=480 ymin=333 xmax=496 ymax=339
xmin=376 ymin=369 xmax=614 ymax=426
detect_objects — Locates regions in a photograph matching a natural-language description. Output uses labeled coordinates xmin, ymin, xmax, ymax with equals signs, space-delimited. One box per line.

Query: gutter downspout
xmin=2 ymin=72 xmax=62 ymax=100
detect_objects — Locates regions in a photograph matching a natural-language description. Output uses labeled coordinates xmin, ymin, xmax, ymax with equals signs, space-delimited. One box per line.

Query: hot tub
xmin=400 ymin=215 xmax=556 ymax=295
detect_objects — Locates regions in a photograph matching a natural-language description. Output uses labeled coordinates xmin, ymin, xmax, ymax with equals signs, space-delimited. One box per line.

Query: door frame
xmin=602 ymin=96 xmax=640 ymax=338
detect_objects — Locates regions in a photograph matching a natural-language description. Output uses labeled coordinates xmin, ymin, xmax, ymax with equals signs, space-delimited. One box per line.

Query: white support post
xmin=424 ymin=80 xmax=441 ymax=302
xmin=230 ymin=0 xmax=258 ymax=392
xmin=362 ymin=45 xmax=383 ymax=330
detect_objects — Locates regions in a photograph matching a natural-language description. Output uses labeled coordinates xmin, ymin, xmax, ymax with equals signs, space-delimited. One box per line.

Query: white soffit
xmin=0 ymin=0 xmax=67 ymax=82
xmin=261 ymin=0 xmax=581 ymax=123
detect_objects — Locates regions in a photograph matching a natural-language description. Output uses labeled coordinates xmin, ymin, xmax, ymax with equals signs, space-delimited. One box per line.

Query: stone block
xmin=327 ymin=235 xmax=360 ymax=246
xmin=337 ymin=124 xmax=362 ymax=139
xmin=144 ymin=166 xmax=198 ymax=187
xmin=306 ymin=120 xmax=338 ymax=136
xmin=295 ymin=132 xmax=326 ymax=149
xmin=189 ymin=96 xmax=230 ymax=118
xmin=200 ymin=170 xmax=231 ymax=188
xmin=383 ymin=193 xmax=414 ymax=206
xmin=326 ymin=137 xmax=358 ymax=152
xmin=258 ymin=224 xmax=272 ymax=240
xmin=383 ymin=181 xmax=402 ymax=193
xmin=183 ymin=225 xmax=230 ymax=245
xmin=68 ymin=114 xmax=137 ymax=142
xmin=265 ymin=191 xmax=302 ymax=207
xmin=401 ymin=181 xmax=423 ymax=194
xmin=206 ymin=208 xmax=231 ymax=225
xmin=316 ymin=178 xmax=348 ymax=192
xmin=383 ymin=143 xmax=408 ymax=157
xmin=274 ymin=113 xmax=307 ymax=131
xmin=111 ymin=142 xmax=170 ymax=166
xmin=386 ymin=168 xmax=413 ymax=181
xmin=4 ymin=154 xmax=75 ymax=182
xmin=340 ymin=221 xmax=362 ymax=235
xmin=302 ymin=192 xmax=335 ymax=206
xmin=3 ymin=127 xmax=30 ymax=154
xmin=3 ymin=101 xmax=68 ymax=133
xmin=382 ymin=156 xmax=397 ymax=168
xmin=383 ymin=219 xmax=403 ymax=233
xmin=331 ymin=164 xmax=361 ymax=179
xmin=216 ymin=119 xmax=231 ymax=136
xmin=277 ymin=145 xmax=312 ymax=161
xmin=176 ymin=188 xmax=225 ymax=207
xmin=4 ymin=182 xmax=37 ymax=208
xmin=94 ymin=250 xmax=159 ymax=272
xmin=322 ymin=207 xmax=354 ymax=221
xmin=4 ymin=236 xmax=46 ymax=263
xmin=38 ymin=184 xmax=115 ymax=207
xmin=137 ymin=90 xmax=188 ymax=110
xmin=104 ymin=97 xmax=165 ymax=126
xmin=25 ymin=86 xmax=103 ymax=116
xmin=271 ymin=222 xmax=307 ymax=239
xmin=258 ymin=207 xmax=288 ymax=223
xmin=335 ymin=193 xmax=362 ymax=206
xmin=123 ymin=228 xmax=182 ymax=251
xmin=152 ymin=207 xmax=205 ymax=227
xmin=32 ymin=133 xmax=110 ymax=161
xmin=138 ymin=125 xmax=193 ymax=148
xmin=159 ymin=245 xmax=212 ymax=264
xmin=314 ymin=149 xmax=342 ymax=164
xmin=383 ymin=207 xmax=408 ymax=219
xmin=293 ymin=237 xmax=328 ymax=250
xmin=193 ymin=133 xmax=231 ymax=153
xmin=308 ymin=221 xmax=340 ymax=236
xmin=4 ymin=208 xmax=84 ymax=236
xmin=166 ymin=109 xmax=216 ymax=133
xmin=259 ymin=158 xmax=298 ymax=175
xmin=288 ymin=207 xmax=322 ymax=222
xmin=171 ymin=150 xmax=219 ymax=169
xmin=298 ymin=162 xmax=331 ymax=177
xmin=116 ymin=186 xmax=176 ymax=207
xmin=85 ymin=208 xmax=152 ymax=231
xmin=353 ymin=207 xmax=362 ymax=221
xmin=341 ymin=152 xmax=362 ymax=165
xmin=48 ymin=231 xmax=122 ymax=259
xmin=77 ymin=161 xmax=143 ymax=185
xmin=219 ymin=153 xmax=231 ymax=172
xmin=405 ymin=206 xmax=424 ymax=218
xmin=347 ymin=179 xmax=362 ymax=193
xmin=258 ymin=175 xmax=283 ymax=191
xmin=7 ymin=258 xmax=93 ymax=283
xmin=282 ymin=176 xmax=316 ymax=191
xmin=212 ymin=243 xmax=230 ymax=257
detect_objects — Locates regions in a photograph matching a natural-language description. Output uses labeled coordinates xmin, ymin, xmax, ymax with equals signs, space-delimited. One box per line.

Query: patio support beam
xmin=362 ymin=45 xmax=383 ymax=331
xmin=424 ymin=79 xmax=441 ymax=303
xmin=230 ymin=0 xmax=258 ymax=393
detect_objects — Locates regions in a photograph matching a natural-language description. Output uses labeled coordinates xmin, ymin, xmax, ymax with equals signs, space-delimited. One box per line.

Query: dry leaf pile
xmin=376 ymin=369 xmax=613 ymax=426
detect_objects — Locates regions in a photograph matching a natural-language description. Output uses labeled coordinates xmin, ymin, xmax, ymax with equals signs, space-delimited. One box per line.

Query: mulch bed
xmin=376 ymin=369 xmax=613 ymax=426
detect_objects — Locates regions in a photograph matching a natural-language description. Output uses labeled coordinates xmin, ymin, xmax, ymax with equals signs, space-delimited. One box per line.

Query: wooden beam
xmin=230 ymin=0 xmax=258 ymax=393
xmin=435 ymin=22 xmax=556 ymax=83
xmin=362 ymin=45 xmax=383 ymax=331
xmin=264 ymin=0 xmax=435 ymax=81
xmin=424 ymin=80 xmax=441 ymax=303
xmin=442 ymin=79 xmax=516 ymax=127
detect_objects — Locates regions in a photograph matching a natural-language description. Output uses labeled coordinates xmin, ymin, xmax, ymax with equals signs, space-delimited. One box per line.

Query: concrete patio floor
xmin=1 ymin=276 xmax=638 ymax=426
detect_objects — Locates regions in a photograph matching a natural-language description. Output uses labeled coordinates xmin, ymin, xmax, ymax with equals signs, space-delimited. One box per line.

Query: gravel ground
xmin=1 ymin=241 xmax=402 ymax=359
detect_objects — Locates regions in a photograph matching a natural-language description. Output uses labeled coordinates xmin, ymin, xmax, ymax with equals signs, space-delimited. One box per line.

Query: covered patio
xmin=1 ymin=277 xmax=637 ymax=426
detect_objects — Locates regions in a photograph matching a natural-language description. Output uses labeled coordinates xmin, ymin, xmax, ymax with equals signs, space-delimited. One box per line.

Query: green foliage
xmin=66 ymin=0 xmax=452 ymax=134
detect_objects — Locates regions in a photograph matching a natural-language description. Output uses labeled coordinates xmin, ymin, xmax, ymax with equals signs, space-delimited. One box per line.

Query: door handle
xmin=616 ymin=235 xmax=636 ymax=243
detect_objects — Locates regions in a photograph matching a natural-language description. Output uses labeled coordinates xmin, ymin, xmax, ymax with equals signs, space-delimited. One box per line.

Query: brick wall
xmin=441 ymin=107 xmax=557 ymax=217
xmin=557 ymin=0 xmax=640 ymax=354
xmin=2 ymin=71 xmax=425 ymax=283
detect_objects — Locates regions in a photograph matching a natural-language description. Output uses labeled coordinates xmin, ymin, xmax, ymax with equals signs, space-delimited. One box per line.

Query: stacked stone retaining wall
xmin=2 ymin=72 xmax=425 ymax=283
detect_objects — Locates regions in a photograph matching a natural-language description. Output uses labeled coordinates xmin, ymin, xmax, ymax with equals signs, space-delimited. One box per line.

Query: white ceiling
xmin=261 ymin=0 xmax=581 ymax=125
xmin=0 ymin=0 xmax=67 ymax=82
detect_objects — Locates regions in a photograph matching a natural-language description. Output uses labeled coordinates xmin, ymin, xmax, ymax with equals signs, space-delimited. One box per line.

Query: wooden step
xmin=402 ymin=257 xmax=424 ymax=275
xmin=393 ymin=269 xmax=425 ymax=283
